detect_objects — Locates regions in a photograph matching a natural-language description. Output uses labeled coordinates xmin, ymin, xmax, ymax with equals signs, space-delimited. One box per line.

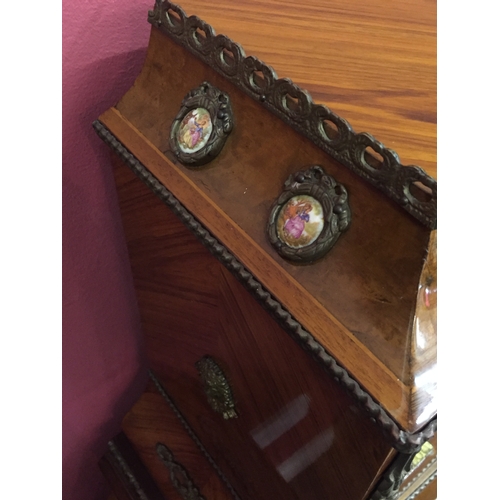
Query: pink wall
xmin=63 ymin=1 xmax=153 ymax=499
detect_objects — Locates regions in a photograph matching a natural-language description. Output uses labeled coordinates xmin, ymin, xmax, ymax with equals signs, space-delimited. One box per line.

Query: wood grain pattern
xmin=98 ymin=2 xmax=437 ymax=498
xmin=164 ymin=0 xmax=437 ymax=179
xmin=99 ymin=0 xmax=438 ymax=428
xmin=112 ymin=156 xmax=397 ymax=500
xmin=122 ymin=381 xmax=235 ymax=500
xmin=101 ymin=8 xmax=437 ymax=430
xmin=114 ymin=37 xmax=430 ymax=386
xmin=103 ymin=112 xmax=419 ymax=430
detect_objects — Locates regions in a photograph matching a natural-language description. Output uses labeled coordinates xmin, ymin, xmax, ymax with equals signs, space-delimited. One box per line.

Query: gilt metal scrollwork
xmin=156 ymin=443 xmax=206 ymax=500
xmin=169 ymin=81 xmax=234 ymax=166
xmin=196 ymin=356 xmax=237 ymax=419
xmin=268 ymin=166 xmax=351 ymax=263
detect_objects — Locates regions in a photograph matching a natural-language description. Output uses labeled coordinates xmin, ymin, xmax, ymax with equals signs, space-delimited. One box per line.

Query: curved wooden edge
xmin=409 ymin=231 xmax=437 ymax=428
xmin=97 ymin=106 xmax=417 ymax=430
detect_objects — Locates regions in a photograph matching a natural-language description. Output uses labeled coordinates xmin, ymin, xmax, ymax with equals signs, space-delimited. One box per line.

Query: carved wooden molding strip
xmin=147 ymin=0 xmax=437 ymax=229
xmin=149 ymin=372 xmax=242 ymax=500
xmin=156 ymin=443 xmax=206 ymax=500
xmin=93 ymin=119 xmax=437 ymax=453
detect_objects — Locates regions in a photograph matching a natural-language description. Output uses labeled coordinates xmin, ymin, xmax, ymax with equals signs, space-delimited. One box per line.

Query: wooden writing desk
xmin=96 ymin=1 xmax=437 ymax=498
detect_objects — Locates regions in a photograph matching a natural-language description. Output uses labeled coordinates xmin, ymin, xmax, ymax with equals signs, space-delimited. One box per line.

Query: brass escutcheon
xmin=196 ymin=356 xmax=237 ymax=419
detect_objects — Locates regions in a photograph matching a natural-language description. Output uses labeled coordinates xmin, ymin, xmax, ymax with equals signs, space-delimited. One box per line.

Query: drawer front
xmin=113 ymin=157 xmax=396 ymax=500
xmin=120 ymin=381 xmax=235 ymax=500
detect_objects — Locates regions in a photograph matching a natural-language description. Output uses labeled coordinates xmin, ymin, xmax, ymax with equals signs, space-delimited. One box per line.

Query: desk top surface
xmin=167 ymin=0 xmax=437 ymax=179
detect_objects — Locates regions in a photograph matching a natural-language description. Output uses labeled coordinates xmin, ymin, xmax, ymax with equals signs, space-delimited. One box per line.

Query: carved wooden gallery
xmin=95 ymin=1 xmax=437 ymax=499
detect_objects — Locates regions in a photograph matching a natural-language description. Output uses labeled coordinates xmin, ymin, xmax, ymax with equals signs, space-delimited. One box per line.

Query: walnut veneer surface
xmin=121 ymin=380 xmax=235 ymax=500
xmin=100 ymin=0 xmax=437 ymax=430
xmin=97 ymin=1 xmax=437 ymax=498
xmin=112 ymin=156 xmax=397 ymax=500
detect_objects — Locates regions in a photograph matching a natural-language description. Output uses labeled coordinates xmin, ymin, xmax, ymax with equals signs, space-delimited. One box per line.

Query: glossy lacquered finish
xmin=112 ymin=155 xmax=397 ymax=500
xmin=98 ymin=17 xmax=436 ymax=430
xmin=409 ymin=232 xmax=437 ymax=428
xmin=98 ymin=1 xmax=437 ymax=497
xmin=121 ymin=380 xmax=235 ymax=500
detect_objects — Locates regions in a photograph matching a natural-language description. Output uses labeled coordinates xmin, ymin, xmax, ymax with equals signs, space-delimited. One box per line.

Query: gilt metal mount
xmin=268 ymin=166 xmax=351 ymax=263
xmin=196 ymin=356 xmax=237 ymax=419
xmin=169 ymin=81 xmax=233 ymax=166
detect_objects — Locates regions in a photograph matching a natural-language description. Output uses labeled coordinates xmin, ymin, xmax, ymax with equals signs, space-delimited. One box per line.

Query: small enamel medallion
xmin=268 ymin=166 xmax=351 ymax=263
xmin=277 ymin=195 xmax=324 ymax=249
xmin=170 ymin=82 xmax=233 ymax=166
xmin=176 ymin=108 xmax=213 ymax=154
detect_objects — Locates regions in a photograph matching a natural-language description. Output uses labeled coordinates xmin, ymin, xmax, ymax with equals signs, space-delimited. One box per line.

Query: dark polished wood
xmin=96 ymin=0 xmax=438 ymax=432
xmin=97 ymin=1 xmax=437 ymax=498
xmin=121 ymin=380 xmax=235 ymax=500
xmin=99 ymin=432 xmax=166 ymax=500
xmin=113 ymin=24 xmax=430 ymax=394
xmin=112 ymin=155 xmax=397 ymax=500
xmin=98 ymin=17 xmax=436 ymax=428
xmin=408 ymin=232 xmax=436 ymax=428
xmin=101 ymin=105 xmax=415 ymax=429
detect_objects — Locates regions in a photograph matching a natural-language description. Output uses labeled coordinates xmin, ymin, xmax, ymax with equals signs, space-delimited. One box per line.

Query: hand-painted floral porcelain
xmin=169 ymin=82 xmax=234 ymax=166
xmin=277 ymin=195 xmax=324 ymax=249
xmin=176 ymin=108 xmax=213 ymax=154
xmin=268 ymin=166 xmax=351 ymax=263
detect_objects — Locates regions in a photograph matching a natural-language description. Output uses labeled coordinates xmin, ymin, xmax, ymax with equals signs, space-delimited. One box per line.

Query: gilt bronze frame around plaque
xmin=169 ymin=81 xmax=234 ymax=166
xmin=267 ymin=166 xmax=351 ymax=264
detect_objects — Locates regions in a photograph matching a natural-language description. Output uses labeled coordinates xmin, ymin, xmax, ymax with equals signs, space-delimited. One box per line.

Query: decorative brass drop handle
xmin=195 ymin=356 xmax=237 ymax=419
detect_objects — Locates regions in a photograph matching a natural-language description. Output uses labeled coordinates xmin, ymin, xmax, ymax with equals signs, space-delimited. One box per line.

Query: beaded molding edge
xmin=93 ymin=120 xmax=436 ymax=453
xmin=156 ymin=443 xmax=207 ymax=500
xmin=107 ymin=441 xmax=151 ymax=500
xmin=147 ymin=0 xmax=437 ymax=229
xmin=150 ymin=372 xmax=242 ymax=500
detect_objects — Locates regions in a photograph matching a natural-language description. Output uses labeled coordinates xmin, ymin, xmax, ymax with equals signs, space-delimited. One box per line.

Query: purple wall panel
xmin=63 ymin=1 xmax=153 ymax=498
